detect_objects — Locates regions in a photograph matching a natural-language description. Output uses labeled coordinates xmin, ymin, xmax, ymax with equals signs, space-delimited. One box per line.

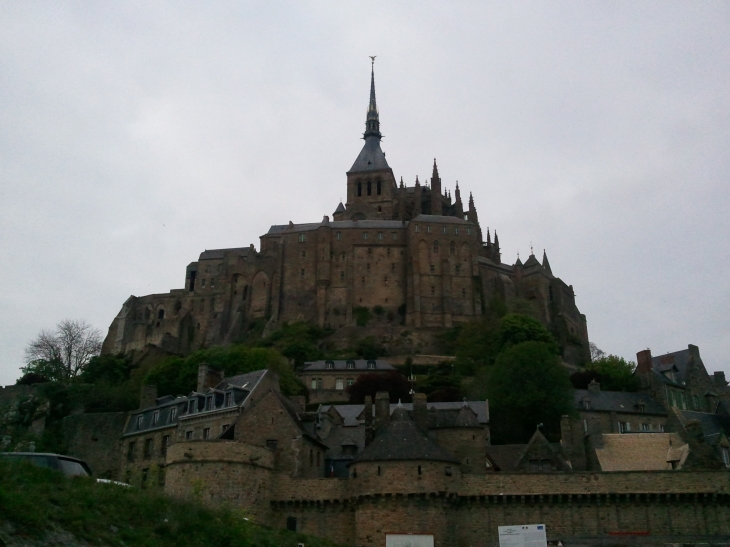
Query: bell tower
xmin=344 ymin=58 xmax=397 ymax=220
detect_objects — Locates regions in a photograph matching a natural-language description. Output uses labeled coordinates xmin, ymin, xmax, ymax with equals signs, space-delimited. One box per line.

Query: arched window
xmin=158 ymin=309 xmax=165 ymax=320
xmin=450 ymin=241 xmax=456 ymax=255
xmin=242 ymin=285 xmax=248 ymax=300
xmin=357 ymin=182 xmax=362 ymax=197
xmin=377 ymin=180 xmax=381 ymax=195
xmin=433 ymin=241 xmax=439 ymax=253
xmin=367 ymin=180 xmax=372 ymax=196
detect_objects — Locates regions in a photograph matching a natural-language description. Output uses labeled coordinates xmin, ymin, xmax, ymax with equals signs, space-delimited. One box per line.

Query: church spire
xmin=363 ymin=57 xmax=381 ymax=140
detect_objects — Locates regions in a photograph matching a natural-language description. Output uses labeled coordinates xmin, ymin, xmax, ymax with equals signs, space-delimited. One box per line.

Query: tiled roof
xmin=351 ymin=408 xmax=459 ymax=464
xmin=594 ymin=433 xmax=688 ymax=471
xmin=574 ymin=389 xmax=666 ymax=415
xmin=302 ymin=359 xmax=394 ymax=372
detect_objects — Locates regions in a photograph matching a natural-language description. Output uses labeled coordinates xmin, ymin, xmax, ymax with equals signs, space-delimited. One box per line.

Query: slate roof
xmin=302 ymin=359 xmax=394 ymax=372
xmin=319 ymin=401 xmax=489 ymax=427
xmin=198 ymin=247 xmax=252 ymax=261
xmin=523 ymin=254 xmax=541 ymax=268
xmin=334 ymin=202 xmax=346 ymax=213
xmin=574 ymin=389 xmax=666 ymax=416
xmin=218 ymin=369 xmax=269 ymax=391
xmin=485 ymin=445 xmax=526 ymax=471
xmin=679 ymin=410 xmax=730 ymax=446
xmin=351 ymin=408 xmax=460 ymax=464
xmin=348 ymin=137 xmax=390 ymax=173
xmin=651 ymin=348 xmax=694 ymax=386
xmin=411 ymin=214 xmax=470 ymax=225
xmin=594 ymin=433 xmax=688 ymax=471
xmin=428 ymin=406 xmax=481 ymax=429
xmin=266 ymin=219 xmax=406 ymax=235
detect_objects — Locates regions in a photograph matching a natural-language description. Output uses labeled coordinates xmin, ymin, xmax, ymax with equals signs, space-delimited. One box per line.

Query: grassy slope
xmin=0 ymin=461 xmax=341 ymax=547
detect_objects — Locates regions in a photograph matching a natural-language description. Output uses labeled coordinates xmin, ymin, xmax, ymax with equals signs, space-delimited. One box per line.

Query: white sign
xmin=498 ymin=524 xmax=547 ymax=547
xmin=385 ymin=534 xmax=434 ymax=547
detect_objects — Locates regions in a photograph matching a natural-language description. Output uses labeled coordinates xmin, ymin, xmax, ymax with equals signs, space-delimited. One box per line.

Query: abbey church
xmin=102 ymin=65 xmax=588 ymax=362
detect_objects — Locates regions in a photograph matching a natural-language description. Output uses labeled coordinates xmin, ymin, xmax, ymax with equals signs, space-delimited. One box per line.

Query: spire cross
xmin=369 ymin=55 xmax=376 ymax=66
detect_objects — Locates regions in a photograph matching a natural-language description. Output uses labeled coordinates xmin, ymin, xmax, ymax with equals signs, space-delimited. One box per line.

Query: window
xmin=347 ymin=378 xmax=354 ymax=387
xmin=346 ymin=360 xmax=355 ymax=370
xmin=357 ymin=182 xmax=362 ymax=197
xmin=310 ymin=449 xmax=314 ymax=466
xmin=311 ymin=379 xmax=318 ymax=389
xmin=336 ymin=231 xmax=342 ymax=240
xmin=450 ymin=241 xmax=456 ymax=254
xmin=326 ymin=360 xmax=334 ymax=369
xmin=392 ymin=232 xmax=397 ymax=240
xmin=391 ymin=263 xmax=396 ymax=272
xmin=136 ymin=415 xmax=143 ymax=430
xmin=161 ymin=435 xmax=170 ymax=457
xmin=637 ymin=404 xmax=646 ymax=413
xmin=367 ymin=180 xmax=372 ymax=195
xmin=266 ymin=440 xmax=278 ymax=451
xmin=722 ymin=447 xmax=730 ymax=467
xmin=461 ymin=288 xmax=466 ymax=297
xmin=301 ymin=250 xmax=306 ymax=257
xmin=224 ymin=392 xmax=231 ymax=407
xmin=418 ymin=465 xmax=422 ymax=475
xmin=431 ymin=286 xmax=435 ymax=296
xmin=300 ymin=269 xmax=305 ymax=278
xmin=582 ymin=400 xmax=591 ymax=410
xmin=340 ymin=271 xmax=345 ymax=280
xmin=298 ymin=233 xmax=306 ymax=242
xmin=317 ymin=378 xmax=323 ymax=389
xmin=433 ymin=241 xmax=439 ymax=253
xmin=368 ymin=247 xmax=373 ymax=255
xmin=692 ymin=395 xmax=700 ymax=410
xmin=427 ymin=225 xmax=432 ymax=233
xmin=203 ymin=428 xmax=211 ymax=439
xmin=141 ymin=468 xmax=149 ymax=489
xmin=127 ymin=442 xmax=135 ymax=462
xmin=454 ymin=227 xmax=459 ymax=235
xmin=384 ymin=276 xmax=388 ymax=285
xmin=366 ymin=263 xmax=370 ymax=271
xmin=367 ymin=360 xmax=376 ymax=370
xmin=430 ymin=264 xmax=435 ymax=273
xmin=185 ymin=430 xmax=193 ymax=440
xmin=414 ymin=224 xmax=419 ymax=233
xmin=188 ymin=400 xmax=196 ymax=414
xmin=363 ymin=232 xmax=368 ymax=240
xmin=222 ymin=424 xmax=229 ymax=433
xmin=158 ymin=468 xmax=166 ymax=487
xmin=378 ymin=232 xmax=384 ymax=240
xmin=619 ymin=422 xmax=630 ymax=433
xmin=377 ymin=465 xmax=381 ymax=476
xmin=205 ymin=397 xmax=213 ymax=411
xmin=377 ymin=180 xmax=381 ymax=195
xmin=158 ymin=309 xmax=165 ymax=320
xmin=467 ymin=228 xmax=472 ymax=235
xmin=445 ymin=466 xmax=453 ymax=476
xmin=169 ymin=406 xmax=177 ymax=422
xmin=336 ymin=379 xmax=344 ymax=390
xmin=442 ymin=226 xmax=447 ymax=234
xmin=144 ymin=438 xmax=153 ymax=459
xmin=455 ymin=264 xmax=460 ymax=274
xmin=341 ymin=252 xmax=346 ymax=261
xmin=286 ymin=517 xmax=297 ymax=532
xmin=642 ymin=423 xmax=650 ymax=431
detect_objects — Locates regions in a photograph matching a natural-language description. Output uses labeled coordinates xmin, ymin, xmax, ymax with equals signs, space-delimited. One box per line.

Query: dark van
xmin=0 ymin=452 xmax=92 ymax=477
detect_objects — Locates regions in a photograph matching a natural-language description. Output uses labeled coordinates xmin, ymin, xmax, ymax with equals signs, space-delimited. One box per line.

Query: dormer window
xmin=224 ymin=392 xmax=232 ymax=407
xmin=326 ymin=360 xmax=335 ymax=370
xmin=637 ymin=403 xmax=645 ymax=414
xmin=346 ymin=360 xmax=355 ymax=370
xmin=188 ymin=400 xmax=196 ymax=414
xmin=205 ymin=397 xmax=213 ymax=411
xmin=582 ymin=400 xmax=591 ymax=410
xmin=136 ymin=415 xmax=143 ymax=430
xmin=169 ymin=406 xmax=177 ymax=422
xmin=367 ymin=360 xmax=376 ymax=370
xmin=152 ymin=411 xmax=159 ymax=426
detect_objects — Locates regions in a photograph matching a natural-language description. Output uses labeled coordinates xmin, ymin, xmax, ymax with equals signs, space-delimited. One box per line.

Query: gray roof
xmin=219 ymin=369 xmax=268 ymax=390
xmin=574 ymin=389 xmax=666 ymax=415
xmin=303 ymin=359 xmax=394 ymax=372
xmin=428 ymin=406 xmax=481 ymax=429
xmin=320 ymin=400 xmax=489 ymax=427
xmin=651 ymin=348 xmax=695 ymax=386
xmin=198 ymin=247 xmax=252 ymax=261
xmin=334 ymin=202 xmax=346 ymax=213
xmin=348 ymin=137 xmax=390 ymax=173
xmin=411 ymin=214 xmax=470 ymax=225
xmin=679 ymin=410 xmax=730 ymax=446
xmin=486 ymin=445 xmax=527 ymax=471
xmin=523 ymin=254 xmax=541 ymax=268
xmin=351 ymin=408 xmax=459 ymax=464
xmin=266 ymin=219 xmax=406 ymax=235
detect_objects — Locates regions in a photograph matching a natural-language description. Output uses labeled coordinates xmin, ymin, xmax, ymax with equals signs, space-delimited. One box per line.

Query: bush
xmin=353 ymin=307 xmax=370 ymax=327
xmin=571 ymin=355 xmax=639 ymax=392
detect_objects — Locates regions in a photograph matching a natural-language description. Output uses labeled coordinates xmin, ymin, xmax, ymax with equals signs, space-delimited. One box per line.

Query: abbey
xmin=102 ymin=65 xmax=588 ymax=362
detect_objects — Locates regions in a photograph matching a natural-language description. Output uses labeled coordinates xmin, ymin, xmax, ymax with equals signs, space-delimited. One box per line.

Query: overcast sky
xmin=1 ymin=2 xmax=728 ymax=386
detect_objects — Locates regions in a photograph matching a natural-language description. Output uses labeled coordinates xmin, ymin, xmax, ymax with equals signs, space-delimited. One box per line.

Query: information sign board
xmin=498 ymin=524 xmax=547 ymax=547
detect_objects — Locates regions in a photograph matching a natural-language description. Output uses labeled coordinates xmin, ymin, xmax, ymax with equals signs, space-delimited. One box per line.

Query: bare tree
xmin=23 ymin=319 xmax=103 ymax=381
xmin=589 ymin=342 xmax=606 ymax=362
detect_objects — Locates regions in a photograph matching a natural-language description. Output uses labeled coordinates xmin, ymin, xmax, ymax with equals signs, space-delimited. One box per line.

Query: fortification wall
xmin=165 ymin=440 xmax=274 ymax=519
xmin=62 ymin=412 xmax=127 ymax=480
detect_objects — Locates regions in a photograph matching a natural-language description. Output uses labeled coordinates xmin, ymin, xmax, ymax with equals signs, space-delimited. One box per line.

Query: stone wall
xmin=62 ymin=412 xmax=127 ymax=480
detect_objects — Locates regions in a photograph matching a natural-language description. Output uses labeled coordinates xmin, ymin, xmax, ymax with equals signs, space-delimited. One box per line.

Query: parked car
xmin=0 ymin=452 xmax=92 ymax=477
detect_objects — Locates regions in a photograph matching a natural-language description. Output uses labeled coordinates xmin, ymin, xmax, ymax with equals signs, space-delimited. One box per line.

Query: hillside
xmin=0 ymin=460 xmax=342 ymax=547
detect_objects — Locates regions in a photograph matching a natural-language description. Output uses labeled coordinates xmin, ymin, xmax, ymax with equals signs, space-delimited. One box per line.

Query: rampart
xmin=62 ymin=412 xmax=127 ymax=479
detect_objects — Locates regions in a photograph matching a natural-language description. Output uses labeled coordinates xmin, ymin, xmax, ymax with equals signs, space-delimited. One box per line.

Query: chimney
xmin=139 ymin=385 xmax=157 ymax=410
xmin=413 ymin=393 xmax=428 ymax=430
xmin=714 ymin=371 xmax=727 ymax=387
xmin=197 ymin=363 xmax=224 ymax=392
xmin=636 ymin=349 xmax=653 ymax=374
xmin=588 ymin=379 xmax=600 ymax=393
xmin=364 ymin=396 xmax=374 ymax=446
xmin=375 ymin=391 xmax=390 ymax=426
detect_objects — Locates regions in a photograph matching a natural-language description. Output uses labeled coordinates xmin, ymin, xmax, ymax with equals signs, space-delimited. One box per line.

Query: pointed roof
xmin=334 ymin=202 xmax=346 ymax=214
xmin=523 ymin=253 xmax=540 ymax=268
xmin=432 ymin=158 xmax=440 ymax=180
xmin=351 ymin=408 xmax=459 ymax=464
xmin=515 ymin=256 xmax=523 ymax=267
xmin=349 ymin=61 xmax=389 ymax=173
xmin=542 ymin=250 xmax=552 ymax=274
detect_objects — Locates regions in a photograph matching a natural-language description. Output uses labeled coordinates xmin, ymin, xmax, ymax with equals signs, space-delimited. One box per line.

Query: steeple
xmin=363 ymin=58 xmax=381 ymax=140
xmin=454 ymin=181 xmax=463 ymax=217
xmin=542 ymin=249 xmax=553 ymax=274
xmin=430 ymin=158 xmax=443 ymax=215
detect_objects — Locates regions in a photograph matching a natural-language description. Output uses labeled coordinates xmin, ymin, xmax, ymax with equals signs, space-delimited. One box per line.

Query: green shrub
xmin=353 ymin=307 xmax=370 ymax=327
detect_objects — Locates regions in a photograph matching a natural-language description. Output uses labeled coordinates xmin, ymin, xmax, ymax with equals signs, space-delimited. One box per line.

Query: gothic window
xmin=367 ymin=181 xmax=372 ymax=196
xmin=450 ymin=241 xmax=456 ymax=254
xmin=158 ymin=309 xmax=165 ymax=320
xmin=433 ymin=241 xmax=439 ymax=253
xmin=357 ymin=182 xmax=362 ymax=197
xmin=377 ymin=180 xmax=381 ymax=195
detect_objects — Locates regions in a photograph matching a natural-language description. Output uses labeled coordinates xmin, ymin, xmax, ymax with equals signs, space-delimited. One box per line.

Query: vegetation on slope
xmin=0 ymin=460 xmax=341 ymax=547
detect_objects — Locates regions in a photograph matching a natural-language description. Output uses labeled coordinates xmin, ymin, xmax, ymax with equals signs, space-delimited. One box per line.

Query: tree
xmin=589 ymin=342 xmax=606 ymax=362
xmin=487 ymin=341 xmax=574 ymax=443
xmin=22 ymin=319 xmax=103 ymax=382
xmin=497 ymin=314 xmax=558 ymax=353
xmin=422 ymin=363 xmax=463 ymax=402
xmin=585 ymin=355 xmax=639 ymax=392
xmin=347 ymin=371 xmax=411 ymax=404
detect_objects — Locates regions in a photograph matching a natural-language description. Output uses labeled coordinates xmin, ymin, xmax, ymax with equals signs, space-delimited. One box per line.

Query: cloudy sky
xmin=1 ymin=2 xmax=728 ymax=386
